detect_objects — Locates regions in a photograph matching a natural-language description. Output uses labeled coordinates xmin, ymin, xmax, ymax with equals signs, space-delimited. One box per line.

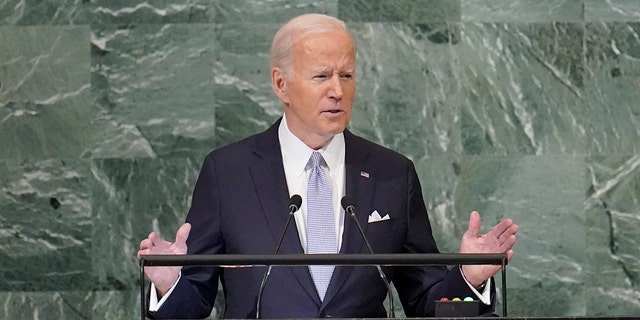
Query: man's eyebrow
xmin=308 ymin=66 xmax=355 ymax=74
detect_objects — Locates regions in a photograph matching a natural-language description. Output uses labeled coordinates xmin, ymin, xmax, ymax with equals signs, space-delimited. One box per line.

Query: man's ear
xmin=271 ymin=67 xmax=289 ymax=104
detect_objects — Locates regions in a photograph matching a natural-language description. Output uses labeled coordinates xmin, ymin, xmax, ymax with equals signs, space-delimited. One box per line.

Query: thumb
xmin=175 ymin=223 xmax=191 ymax=245
xmin=465 ymin=211 xmax=482 ymax=237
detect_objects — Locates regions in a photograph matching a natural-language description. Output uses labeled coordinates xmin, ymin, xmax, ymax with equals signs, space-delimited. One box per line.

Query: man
xmin=138 ymin=13 xmax=518 ymax=319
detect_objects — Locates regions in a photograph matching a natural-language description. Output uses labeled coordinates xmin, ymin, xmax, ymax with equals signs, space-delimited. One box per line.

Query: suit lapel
xmin=322 ymin=130 xmax=376 ymax=307
xmin=249 ymin=119 xmax=320 ymax=303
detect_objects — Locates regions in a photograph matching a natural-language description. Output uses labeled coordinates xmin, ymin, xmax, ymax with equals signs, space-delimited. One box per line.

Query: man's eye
xmin=314 ymin=74 xmax=328 ymax=80
xmin=341 ymin=74 xmax=353 ymax=80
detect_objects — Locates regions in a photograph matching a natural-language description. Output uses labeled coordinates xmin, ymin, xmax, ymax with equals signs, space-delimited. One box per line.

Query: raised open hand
xmin=459 ymin=211 xmax=518 ymax=287
xmin=137 ymin=223 xmax=191 ymax=297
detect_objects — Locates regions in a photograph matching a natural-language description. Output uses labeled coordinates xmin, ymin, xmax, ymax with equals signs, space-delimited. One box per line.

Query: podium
xmin=139 ymin=253 xmax=508 ymax=320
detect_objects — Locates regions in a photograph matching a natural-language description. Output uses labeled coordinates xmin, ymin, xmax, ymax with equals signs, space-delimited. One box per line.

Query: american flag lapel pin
xmin=360 ymin=171 xmax=370 ymax=178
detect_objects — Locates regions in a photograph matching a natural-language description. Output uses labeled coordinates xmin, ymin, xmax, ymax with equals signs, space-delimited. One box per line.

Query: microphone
xmin=288 ymin=194 xmax=303 ymax=215
xmin=341 ymin=195 xmax=396 ymax=318
xmin=255 ymin=194 xmax=302 ymax=318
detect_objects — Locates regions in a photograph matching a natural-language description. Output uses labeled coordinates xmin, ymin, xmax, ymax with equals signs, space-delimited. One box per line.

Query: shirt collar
xmin=278 ymin=114 xmax=345 ymax=178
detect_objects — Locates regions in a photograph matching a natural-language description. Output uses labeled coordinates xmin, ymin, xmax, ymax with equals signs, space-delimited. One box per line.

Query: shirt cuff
xmin=148 ymin=273 xmax=182 ymax=312
xmin=459 ymin=266 xmax=492 ymax=305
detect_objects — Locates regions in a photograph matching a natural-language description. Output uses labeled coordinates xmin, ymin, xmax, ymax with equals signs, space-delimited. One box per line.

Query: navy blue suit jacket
xmin=150 ymin=119 xmax=495 ymax=319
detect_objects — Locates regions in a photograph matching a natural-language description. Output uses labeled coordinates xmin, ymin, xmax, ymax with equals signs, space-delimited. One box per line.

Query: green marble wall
xmin=1 ymin=0 xmax=639 ymax=318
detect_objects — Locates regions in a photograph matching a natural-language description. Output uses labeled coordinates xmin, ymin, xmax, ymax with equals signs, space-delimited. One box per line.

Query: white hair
xmin=270 ymin=13 xmax=351 ymax=76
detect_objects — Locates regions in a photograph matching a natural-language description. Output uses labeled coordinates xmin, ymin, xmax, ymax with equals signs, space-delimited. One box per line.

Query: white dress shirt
xmin=278 ymin=114 xmax=346 ymax=252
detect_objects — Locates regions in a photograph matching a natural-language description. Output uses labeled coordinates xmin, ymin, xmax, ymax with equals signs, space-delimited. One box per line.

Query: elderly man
xmin=138 ymin=13 xmax=518 ymax=319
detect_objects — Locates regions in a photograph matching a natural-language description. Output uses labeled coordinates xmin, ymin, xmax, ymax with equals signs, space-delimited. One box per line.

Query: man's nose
xmin=328 ymin=74 xmax=343 ymax=100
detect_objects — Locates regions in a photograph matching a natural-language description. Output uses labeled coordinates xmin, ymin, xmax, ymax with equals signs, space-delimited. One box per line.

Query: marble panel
xmin=461 ymin=0 xmax=583 ymax=23
xmin=583 ymin=22 xmax=640 ymax=155
xmin=0 ymin=0 xmax=92 ymax=25
xmin=0 ymin=291 xmax=93 ymax=319
xmin=408 ymin=0 xmax=461 ymax=23
xmin=90 ymin=23 xmax=217 ymax=159
xmin=348 ymin=22 xmax=461 ymax=159
xmin=585 ymin=0 xmax=640 ymax=22
xmin=0 ymin=159 xmax=93 ymax=291
xmin=506 ymin=283 xmax=587 ymax=316
xmin=0 ymin=98 xmax=96 ymax=161
xmin=454 ymin=22 xmax=586 ymax=155
xmin=0 ymin=26 xmax=89 ymax=104
xmin=453 ymin=155 xmax=586 ymax=316
xmin=413 ymin=154 xmax=463 ymax=254
xmin=585 ymin=154 xmax=640 ymax=316
xmin=0 ymin=26 xmax=92 ymax=160
xmin=91 ymin=0 xmax=214 ymax=24
xmin=212 ymin=0 xmax=338 ymax=24
xmin=338 ymin=0 xmax=460 ymax=23
xmin=91 ymin=290 xmax=141 ymax=319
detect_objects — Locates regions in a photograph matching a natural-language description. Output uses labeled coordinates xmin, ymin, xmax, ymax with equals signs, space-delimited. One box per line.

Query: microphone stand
xmin=343 ymin=197 xmax=396 ymax=319
xmin=255 ymin=195 xmax=301 ymax=318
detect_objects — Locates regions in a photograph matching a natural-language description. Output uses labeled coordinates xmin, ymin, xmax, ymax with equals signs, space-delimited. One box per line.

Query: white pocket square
xmin=368 ymin=210 xmax=390 ymax=223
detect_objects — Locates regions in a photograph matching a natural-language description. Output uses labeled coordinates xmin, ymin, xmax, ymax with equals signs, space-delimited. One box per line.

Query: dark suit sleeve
xmin=149 ymin=155 xmax=224 ymax=319
xmin=392 ymin=160 xmax=495 ymax=317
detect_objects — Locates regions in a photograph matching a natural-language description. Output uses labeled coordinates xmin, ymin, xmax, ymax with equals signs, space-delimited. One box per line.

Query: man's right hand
xmin=137 ymin=223 xmax=191 ymax=297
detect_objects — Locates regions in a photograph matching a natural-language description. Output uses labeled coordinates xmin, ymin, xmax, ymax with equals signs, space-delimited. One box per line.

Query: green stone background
xmin=1 ymin=0 xmax=639 ymax=318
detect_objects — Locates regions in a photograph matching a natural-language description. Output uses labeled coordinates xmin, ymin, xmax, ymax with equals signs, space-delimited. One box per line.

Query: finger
xmin=137 ymin=248 xmax=149 ymax=258
xmin=139 ymin=238 xmax=153 ymax=250
xmin=171 ymin=223 xmax=191 ymax=255
xmin=498 ymin=224 xmax=519 ymax=243
xmin=491 ymin=218 xmax=514 ymax=239
xmin=501 ymin=234 xmax=517 ymax=251
xmin=175 ymin=223 xmax=191 ymax=245
xmin=148 ymin=232 xmax=163 ymax=247
xmin=465 ymin=211 xmax=482 ymax=237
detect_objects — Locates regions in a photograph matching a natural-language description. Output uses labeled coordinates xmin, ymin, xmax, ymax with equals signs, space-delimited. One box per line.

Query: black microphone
xmin=255 ymin=194 xmax=302 ymax=318
xmin=341 ymin=195 xmax=396 ymax=318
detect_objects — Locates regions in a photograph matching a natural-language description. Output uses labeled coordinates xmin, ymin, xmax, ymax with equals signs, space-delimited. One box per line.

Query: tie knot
xmin=309 ymin=151 xmax=324 ymax=169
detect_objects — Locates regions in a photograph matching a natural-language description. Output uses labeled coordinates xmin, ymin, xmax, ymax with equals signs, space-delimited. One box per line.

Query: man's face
xmin=272 ymin=30 xmax=356 ymax=149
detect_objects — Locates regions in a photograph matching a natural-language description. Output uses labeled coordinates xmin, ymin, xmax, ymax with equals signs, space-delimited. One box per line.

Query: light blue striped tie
xmin=306 ymin=151 xmax=336 ymax=300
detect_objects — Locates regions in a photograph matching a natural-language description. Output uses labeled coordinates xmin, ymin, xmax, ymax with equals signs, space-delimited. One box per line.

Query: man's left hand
xmin=459 ymin=211 xmax=518 ymax=288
